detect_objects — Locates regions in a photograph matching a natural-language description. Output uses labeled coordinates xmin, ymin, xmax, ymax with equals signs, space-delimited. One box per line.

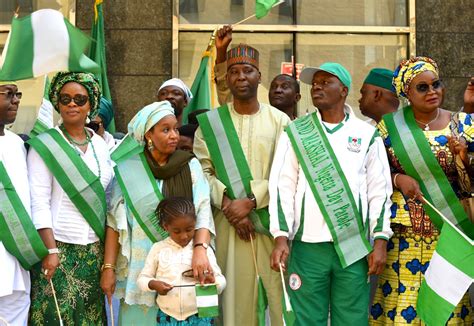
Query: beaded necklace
xmin=60 ymin=125 xmax=102 ymax=179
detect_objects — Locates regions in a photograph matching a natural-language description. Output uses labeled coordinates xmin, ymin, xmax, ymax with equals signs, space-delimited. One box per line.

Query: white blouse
xmin=28 ymin=127 xmax=114 ymax=245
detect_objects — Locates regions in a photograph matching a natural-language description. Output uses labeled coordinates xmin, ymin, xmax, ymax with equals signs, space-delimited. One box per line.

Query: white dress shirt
xmin=28 ymin=127 xmax=114 ymax=245
xmin=0 ymin=130 xmax=30 ymax=297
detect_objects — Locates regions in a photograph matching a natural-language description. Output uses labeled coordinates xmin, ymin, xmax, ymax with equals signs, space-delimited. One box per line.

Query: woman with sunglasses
xmin=370 ymin=57 xmax=473 ymax=325
xmin=100 ymin=101 xmax=215 ymax=324
xmin=27 ymin=72 xmax=114 ymax=325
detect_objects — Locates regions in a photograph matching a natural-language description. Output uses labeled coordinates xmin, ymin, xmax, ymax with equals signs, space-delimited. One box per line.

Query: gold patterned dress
xmin=370 ymin=113 xmax=473 ymax=325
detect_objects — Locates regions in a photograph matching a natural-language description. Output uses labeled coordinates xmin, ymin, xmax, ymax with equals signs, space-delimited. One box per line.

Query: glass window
xmin=179 ymin=0 xmax=293 ymax=25
xmin=296 ymin=34 xmax=407 ymax=115
xmin=179 ymin=32 xmax=293 ymax=106
xmin=1 ymin=0 xmax=74 ymax=24
xmin=1 ymin=0 xmax=75 ymax=134
xmin=297 ymin=0 xmax=407 ymax=26
xmin=176 ymin=0 xmax=412 ymax=117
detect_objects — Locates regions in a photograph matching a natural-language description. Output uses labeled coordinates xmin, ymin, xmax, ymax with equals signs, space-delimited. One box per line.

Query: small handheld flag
xmin=195 ymin=284 xmax=219 ymax=318
xmin=417 ymin=197 xmax=473 ymax=325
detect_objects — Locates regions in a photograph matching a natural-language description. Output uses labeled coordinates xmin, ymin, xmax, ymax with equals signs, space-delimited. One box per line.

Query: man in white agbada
xmin=0 ymin=81 xmax=31 ymax=325
xmin=156 ymin=78 xmax=193 ymax=126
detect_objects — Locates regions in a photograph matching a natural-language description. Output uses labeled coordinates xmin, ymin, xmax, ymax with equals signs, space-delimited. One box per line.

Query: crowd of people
xmin=1 ymin=24 xmax=473 ymax=326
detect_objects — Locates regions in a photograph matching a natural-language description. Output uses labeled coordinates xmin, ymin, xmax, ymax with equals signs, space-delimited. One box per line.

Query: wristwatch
xmin=247 ymin=193 xmax=257 ymax=209
xmin=194 ymin=243 xmax=209 ymax=250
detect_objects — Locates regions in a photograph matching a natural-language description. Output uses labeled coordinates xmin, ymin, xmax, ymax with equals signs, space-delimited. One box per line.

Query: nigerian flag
xmin=0 ymin=9 xmax=99 ymax=81
xmin=30 ymin=76 xmax=54 ymax=137
xmin=256 ymin=0 xmax=282 ymax=19
xmin=195 ymin=284 xmax=219 ymax=317
xmin=89 ymin=0 xmax=115 ymax=132
xmin=183 ymin=52 xmax=212 ymax=124
xmin=417 ymin=220 xmax=473 ymax=325
xmin=257 ymin=276 xmax=269 ymax=326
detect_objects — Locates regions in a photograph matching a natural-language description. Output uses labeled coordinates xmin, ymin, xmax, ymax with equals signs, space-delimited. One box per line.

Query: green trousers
xmin=288 ymin=241 xmax=369 ymax=326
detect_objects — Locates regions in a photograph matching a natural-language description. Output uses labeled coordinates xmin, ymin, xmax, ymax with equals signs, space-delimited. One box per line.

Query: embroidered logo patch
xmin=347 ymin=136 xmax=362 ymax=153
xmin=289 ymin=273 xmax=302 ymax=290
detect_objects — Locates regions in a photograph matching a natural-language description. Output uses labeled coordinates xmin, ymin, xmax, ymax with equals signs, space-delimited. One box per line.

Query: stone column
xmin=416 ymin=1 xmax=474 ymax=111
xmin=76 ymin=0 xmax=173 ymax=131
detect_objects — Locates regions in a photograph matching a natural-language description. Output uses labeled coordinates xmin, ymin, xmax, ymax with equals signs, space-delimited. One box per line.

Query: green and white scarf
xmin=286 ymin=113 xmax=371 ymax=268
xmin=0 ymin=161 xmax=48 ymax=269
xmin=111 ymin=135 xmax=168 ymax=242
xmin=384 ymin=106 xmax=474 ymax=239
xmin=28 ymin=129 xmax=107 ymax=241
xmin=197 ymin=105 xmax=270 ymax=236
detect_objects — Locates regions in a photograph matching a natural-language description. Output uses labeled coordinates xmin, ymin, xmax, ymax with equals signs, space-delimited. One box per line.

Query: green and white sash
xmin=27 ymin=129 xmax=107 ymax=241
xmin=197 ymin=105 xmax=271 ymax=235
xmin=286 ymin=113 xmax=371 ymax=268
xmin=111 ymin=135 xmax=168 ymax=242
xmin=384 ymin=106 xmax=474 ymax=239
xmin=0 ymin=161 xmax=48 ymax=270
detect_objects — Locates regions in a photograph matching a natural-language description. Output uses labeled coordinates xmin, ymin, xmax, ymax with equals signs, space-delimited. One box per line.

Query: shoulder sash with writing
xmin=286 ymin=113 xmax=371 ymax=268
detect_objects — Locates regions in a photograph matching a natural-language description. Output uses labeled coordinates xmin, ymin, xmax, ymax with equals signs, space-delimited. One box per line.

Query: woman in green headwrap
xmin=28 ymin=71 xmax=114 ymax=325
xmin=370 ymin=57 xmax=473 ymax=325
xmin=100 ymin=101 xmax=215 ymax=325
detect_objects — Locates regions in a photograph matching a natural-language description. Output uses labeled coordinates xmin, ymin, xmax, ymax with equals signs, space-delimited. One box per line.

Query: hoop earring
xmin=147 ymin=138 xmax=154 ymax=152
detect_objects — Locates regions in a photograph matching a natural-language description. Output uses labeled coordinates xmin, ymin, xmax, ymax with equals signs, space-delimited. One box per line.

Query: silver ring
xmin=203 ymin=270 xmax=209 ymax=274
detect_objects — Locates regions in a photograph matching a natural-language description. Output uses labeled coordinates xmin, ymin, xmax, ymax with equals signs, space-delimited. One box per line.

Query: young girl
xmin=137 ymin=197 xmax=226 ymax=325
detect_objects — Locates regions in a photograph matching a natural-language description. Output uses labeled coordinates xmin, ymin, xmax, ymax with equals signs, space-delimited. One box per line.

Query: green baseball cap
xmin=364 ymin=68 xmax=395 ymax=92
xmin=300 ymin=62 xmax=352 ymax=91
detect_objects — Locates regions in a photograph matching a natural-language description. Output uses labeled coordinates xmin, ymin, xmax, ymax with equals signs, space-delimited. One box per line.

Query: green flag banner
xmin=417 ymin=219 xmax=473 ymax=325
xmin=0 ymin=9 xmax=99 ymax=81
xmin=183 ymin=52 xmax=212 ymax=124
xmin=89 ymin=0 xmax=115 ymax=133
xmin=256 ymin=0 xmax=281 ymax=19
xmin=257 ymin=276 xmax=269 ymax=326
xmin=195 ymin=284 xmax=219 ymax=318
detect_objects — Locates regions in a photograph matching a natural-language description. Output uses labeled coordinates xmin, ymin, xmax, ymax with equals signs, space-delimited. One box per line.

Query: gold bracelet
xmin=393 ymin=173 xmax=401 ymax=189
xmin=101 ymin=263 xmax=116 ymax=272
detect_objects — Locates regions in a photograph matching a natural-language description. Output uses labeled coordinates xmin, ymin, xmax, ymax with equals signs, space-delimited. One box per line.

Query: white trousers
xmin=0 ymin=291 xmax=30 ymax=326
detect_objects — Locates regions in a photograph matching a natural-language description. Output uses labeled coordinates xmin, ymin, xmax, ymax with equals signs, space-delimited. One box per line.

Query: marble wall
xmin=76 ymin=0 xmax=173 ymax=132
xmin=416 ymin=0 xmax=474 ymax=112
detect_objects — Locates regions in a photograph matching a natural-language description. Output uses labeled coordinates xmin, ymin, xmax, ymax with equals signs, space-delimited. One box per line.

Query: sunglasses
xmin=59 ymin=94 xmax=89 ymax=106
xmin=0 ymin=90 xmax=22 ymax=100
xmin=414 ymin=80 xmax=443 ymax=94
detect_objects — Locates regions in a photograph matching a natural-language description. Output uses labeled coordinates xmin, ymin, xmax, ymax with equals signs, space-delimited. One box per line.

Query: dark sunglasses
xmin=0 ymin=90 xmax=22 ymax=100
xmin=59 ymin=94 xmax=89 ymax=106
xmin=414 ymin=80 xmax=443 ymax=94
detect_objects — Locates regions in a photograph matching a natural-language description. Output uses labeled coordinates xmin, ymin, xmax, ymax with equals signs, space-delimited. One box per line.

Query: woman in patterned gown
xmin=370 ymin=57 xmax=473 ymax=325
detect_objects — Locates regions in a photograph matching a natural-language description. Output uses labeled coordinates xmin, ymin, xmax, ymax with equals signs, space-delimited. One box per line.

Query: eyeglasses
xmin=414 ymin=80 xmax=443 ymax=94
xmin=58 ymin=94 xmax=89 ymax=106
xmin=0 ymin=90 xmax=22 ymax=100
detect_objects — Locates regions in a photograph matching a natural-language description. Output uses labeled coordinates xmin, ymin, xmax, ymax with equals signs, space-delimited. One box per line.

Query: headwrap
xmin=49 ymin=72 xmax=101 ymax=118
xmin=364 ymin=68 xmax=394 ymax=92
xmin=158 ymin=78 xmax=193 ymax=101
xmin=392 ymin=56 xmax=439 ymax=99
xmin=98 ymin=97 xmax=114 ymax=129
xmin=128 ymin=101 xmax=175 ymax=145
xmin=0 ymin=81 xmax=17 ymax=86
xmin=226 ymin=44 xmax=259 ymax=70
